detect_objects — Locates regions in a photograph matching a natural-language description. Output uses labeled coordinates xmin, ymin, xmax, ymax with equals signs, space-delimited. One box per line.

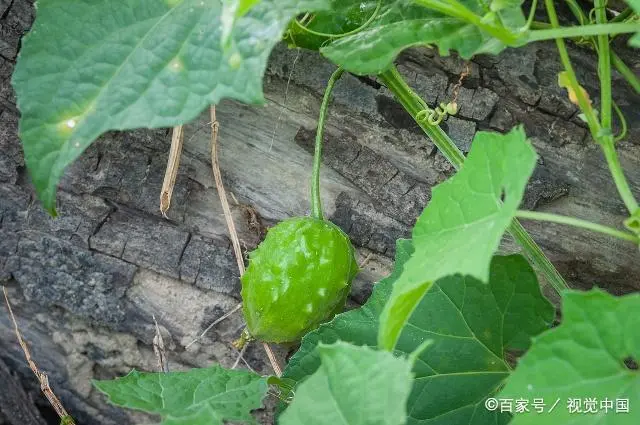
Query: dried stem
xmin=210 ymin=107 xmax=245 ymax=275
xmin=160 ymin=125 xmax=185 ymax=217
xmin=152 ymin=315 xmax=169 ymax=373
xmin=262 ymin=342 xmax=283 ymax=377
xmin=358 ymin=252 xmax=374 ymax=269
xmin=3 ymin=286 xmax=75 ymax=425
xmin=232 ymin=343 xmax=249 ymax=369
xmin=185 ymin=302 xmax=243 ymax=349
xmin=209 ymin=106 xmax=282 ymax=377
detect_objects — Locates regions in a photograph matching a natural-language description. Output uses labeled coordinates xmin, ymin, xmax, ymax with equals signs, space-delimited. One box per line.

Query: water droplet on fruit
xmin=318 ymin=287 xmax=327 ymax=297
xmin=305 ymin=303 xmax=313 ymax=313
xmin=66 ymin=119 xmax=76 ymax=129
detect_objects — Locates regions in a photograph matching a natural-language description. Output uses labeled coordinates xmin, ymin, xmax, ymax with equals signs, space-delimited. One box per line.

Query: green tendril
xmin=312 ymin=68 xmax=344 ymax=220
xmin=613 ymin=102 xmax=628 ymax=143
xmin=416 ymin=102 xmax=458 ymax=126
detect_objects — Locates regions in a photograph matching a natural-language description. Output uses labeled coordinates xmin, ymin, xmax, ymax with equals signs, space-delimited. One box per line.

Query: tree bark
xmin=0 ymin=357 xmax=47 ymax=425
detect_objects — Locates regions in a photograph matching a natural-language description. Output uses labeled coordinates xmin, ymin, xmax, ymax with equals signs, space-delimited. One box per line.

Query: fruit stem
xmin=312 ymin=67 xmax=344 ymax=220
xmin=232 ymin=327 xmax=254 ymax=350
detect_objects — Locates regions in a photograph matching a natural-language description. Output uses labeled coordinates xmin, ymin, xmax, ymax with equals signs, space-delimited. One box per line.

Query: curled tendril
xmin=292 ymin=0 xmax=382 ymax=40
xmin=613 ymin=101 xmax=628 ymax=143
xmin=416 ymin=102 xmax=458 ymax=126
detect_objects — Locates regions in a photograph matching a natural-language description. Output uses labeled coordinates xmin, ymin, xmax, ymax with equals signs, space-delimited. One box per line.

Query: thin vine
xmin=311 ymin=67 xmax=344 ymax=220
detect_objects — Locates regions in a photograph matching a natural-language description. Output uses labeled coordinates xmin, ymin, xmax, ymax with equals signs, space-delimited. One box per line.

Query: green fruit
xmin=241 ymin=217 xmax=359 ymax=343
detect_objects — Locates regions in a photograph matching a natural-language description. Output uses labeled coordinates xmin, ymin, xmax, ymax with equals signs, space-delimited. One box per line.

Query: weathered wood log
xmin=0 ymin=357 xmax=47 ymax=425
xmin=1 ymin=0 xmax=639 ymax=423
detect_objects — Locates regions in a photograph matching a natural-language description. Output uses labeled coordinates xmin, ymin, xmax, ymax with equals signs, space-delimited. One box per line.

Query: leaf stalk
xmin=516 ymin=210 xmax=639 ymax=244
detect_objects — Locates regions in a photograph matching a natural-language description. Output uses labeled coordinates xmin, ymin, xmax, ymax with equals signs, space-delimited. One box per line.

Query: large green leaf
xmin=283 ymin=249 xmax=555 ymax=425
xmin=93 ymin=365 xmax=268 ymax=425
xmin=280 ymin=342 xmax=414 ymax=425
xmin=13 ymin=0 xmax=330 ymax=213
xmin=500 ymin=289 xmax=640 ymax=425
xmin=318 ymin=0 xmax=525 ymax=75
xmin=378 ymin=126 xmax=538 ymax=351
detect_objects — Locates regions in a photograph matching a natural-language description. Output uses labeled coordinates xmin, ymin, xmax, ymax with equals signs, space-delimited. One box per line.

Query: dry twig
xmin=2 ymin=286 xmax=75 ymax=425
xmin=152 ymin=315 xmax=169 ymax=373
xmin=160 ymin=125 xmax=185 ymax=217
xmin=209 ymin=106 xmax=283 ymax=377
xmin=451 ymin=63 xmax=471 ymax=106
xmin=358 ymin=252 xmax=374 ymax=269
xmin=232 ymin=343 xmax=249 ymax=370
xmin=185 ymin=302 xmax=243 ymax=349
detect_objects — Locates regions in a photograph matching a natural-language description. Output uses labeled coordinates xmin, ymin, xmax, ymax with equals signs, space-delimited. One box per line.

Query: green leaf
xmin=283 ymin=251 xmax=554 ymax=425
xmin=93 ymin=365 xmax=269 ymax=425
xmin=285 ymin=0 xmax=380 ymax=51
xmin=235 ymin=0 xmax=262 ymax=16
xmin=318 ymin=0 xmax=525 ymax=75
xmin=13 ymin=0 xmax=330 ymax=214
xmin=500 ymin=289 xmax=640 ymax=425
xmin=378 ymin=126 xmax=538 ymax=351
xmin=280 ymin=342 xmax=414 ymax=425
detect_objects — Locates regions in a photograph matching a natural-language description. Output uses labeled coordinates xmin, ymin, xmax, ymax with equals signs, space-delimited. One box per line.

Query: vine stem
xmin=413 ymin=0 xmax=517 ymax=45
xmin=516 ymin=210 xmax=640 ymax=243
xmin=543 ymin=0 xmax=639 ymax=215
xmin=413 ymin=0 xmax=637 ymax=45
xmin=595 ymin=0 xmax=612 ymax=132
xmin=531 ymin=21 xmax=640 ymax=94
xmin=378 ymin=66 xmax=569 ymax=294
xmin=611 ymin=53 xmax=640 ymax=94
xmin=528 ymin=22 xmax=640 ymax=41
xmin=593 ymin=1 xmax=638 ymax=214
xmin=611 ymin=7 xmax=633 ymax=23
xmin=543 ymin=0 xmax=600 ymax=134
xmin=311 ymin=68 xmax=344 ymax=220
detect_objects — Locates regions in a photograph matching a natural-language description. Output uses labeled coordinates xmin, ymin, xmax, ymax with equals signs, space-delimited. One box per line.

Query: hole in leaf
xmin=499 ymin=189 xmax=506 ymax=203
xmin=623 ymin=357 xmax=638 ymax=370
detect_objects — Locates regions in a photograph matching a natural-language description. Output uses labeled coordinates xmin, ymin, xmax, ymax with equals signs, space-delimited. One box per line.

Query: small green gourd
xmin=241 ymin=217 xmax=358 ymax=343
xmin=239 ymin=68 xmax=357 ymax=345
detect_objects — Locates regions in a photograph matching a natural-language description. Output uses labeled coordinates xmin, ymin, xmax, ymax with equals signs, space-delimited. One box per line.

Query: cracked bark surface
xmin=1 ymin=0 xmax=639 ymax=423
